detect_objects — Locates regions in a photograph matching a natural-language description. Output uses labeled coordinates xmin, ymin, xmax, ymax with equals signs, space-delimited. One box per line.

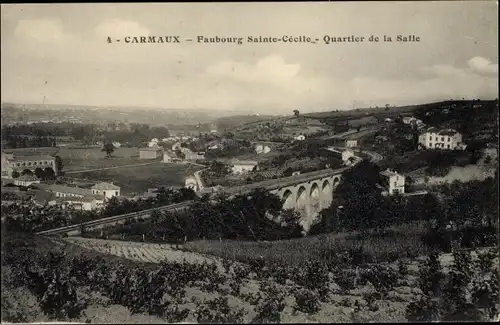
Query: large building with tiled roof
xmin=35 ymin=183 xmax=106 ymax=211
xmin=418 ymin=127 xmax=466 ymax=151
xmin=1 ymin=152 xmax=57 ymax=179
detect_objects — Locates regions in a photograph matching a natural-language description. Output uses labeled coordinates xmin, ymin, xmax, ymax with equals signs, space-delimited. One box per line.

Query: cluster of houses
xmin=1 ymin=178 xmax=121 ymax=211
xmin=382 ymin=115 xmax=467 ymax=151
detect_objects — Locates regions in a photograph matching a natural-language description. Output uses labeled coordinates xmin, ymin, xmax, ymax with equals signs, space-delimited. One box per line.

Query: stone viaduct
xmin=186 ymin=167 xmax=347 ymax=231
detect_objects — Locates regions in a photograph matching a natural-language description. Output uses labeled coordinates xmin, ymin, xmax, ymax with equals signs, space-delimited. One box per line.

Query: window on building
xmin=393 ymin=181 xmax=397 ymax=187
xmin=16 ymin=163 xmax=20 ymax=167
xmin=441 ymin=137 xmax=444 ymax=142
xmin=115 ymin=191 xmax=118 ymax=195
xmin=28 ymin=162 xmax=32 ymax=166
xmin=447 ymin=144 xmax=450 ymax=149
xmin=34 ymin=162 xmax=37 ymax=165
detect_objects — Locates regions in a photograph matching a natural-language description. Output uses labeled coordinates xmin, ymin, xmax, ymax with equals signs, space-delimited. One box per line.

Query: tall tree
xmin=54 ymin=156 xmax=63 ymax=173
xmin=102 ymin=143 xmax=115 ymax=158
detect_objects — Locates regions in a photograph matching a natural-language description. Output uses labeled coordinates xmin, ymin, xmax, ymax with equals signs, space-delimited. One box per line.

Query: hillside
xmin=303 ymin=100 xmax=498 ymax=122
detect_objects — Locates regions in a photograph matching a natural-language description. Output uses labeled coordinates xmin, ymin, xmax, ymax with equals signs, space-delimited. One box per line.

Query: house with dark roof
xmin=38 ymin=184 xmax=106 ymax=210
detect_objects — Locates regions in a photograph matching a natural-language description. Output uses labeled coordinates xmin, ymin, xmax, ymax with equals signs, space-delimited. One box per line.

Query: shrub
xmin=417 ymin=252 xmax=444 ymax=297
xmin=194 ymin=297 xmax=246 ymax=324
xmin=253 ymin=281 xmax=286 ymax=323
xmin=293 ymin=288 xmax=320 ymax=314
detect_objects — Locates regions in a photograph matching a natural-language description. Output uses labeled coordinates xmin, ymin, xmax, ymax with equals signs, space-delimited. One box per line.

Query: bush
xmin=194 ymin=297 xmax=246 ymax=324
xmin=253 ymin=281 xmax=286 ymax=323
xmin=407 ymin=248 xmax=499 ymax=322
xmin=293 ymin=288 xmax=320 ymax=314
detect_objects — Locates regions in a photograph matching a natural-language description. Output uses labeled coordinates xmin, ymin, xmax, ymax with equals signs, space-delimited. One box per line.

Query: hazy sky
xmin=1 ymin=2 xmax=498 ymax=113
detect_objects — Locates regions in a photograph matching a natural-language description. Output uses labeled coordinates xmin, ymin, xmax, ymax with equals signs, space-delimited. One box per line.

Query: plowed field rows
xmin=63 ymin=237 xmax=224 ymax=271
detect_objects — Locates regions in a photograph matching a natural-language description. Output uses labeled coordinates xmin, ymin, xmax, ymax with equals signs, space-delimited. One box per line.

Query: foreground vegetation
xmin=2 ymin=230 xmax=498 ymax=323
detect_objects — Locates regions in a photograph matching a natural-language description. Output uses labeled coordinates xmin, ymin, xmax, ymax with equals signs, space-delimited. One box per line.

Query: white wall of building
xmin=91 ymin=188 xmax=120 ymax=199
xmin=345 ymin=139 xmax=358 ymax=148
xmin=232 ymin=164 xmax=258 ymax=174
xmin=418 ymin=130 xmax=463 ymax=150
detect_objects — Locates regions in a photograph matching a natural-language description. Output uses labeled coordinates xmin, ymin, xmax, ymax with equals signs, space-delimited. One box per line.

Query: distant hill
xmin=0 ymin=102 xmax=265 ymax=127
xmin=303 ymin=100 xmax=497 ymax=122
xmin=215 ymin=114 xmax=279 ymax=132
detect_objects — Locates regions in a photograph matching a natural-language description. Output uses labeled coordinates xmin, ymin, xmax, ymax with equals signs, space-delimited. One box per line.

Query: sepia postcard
xmin=1 ymin=1 xmax=498 ymax=323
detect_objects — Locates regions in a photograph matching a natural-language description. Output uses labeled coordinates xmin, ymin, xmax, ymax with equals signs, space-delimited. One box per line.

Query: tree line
xmin=85 ymin=188 xmax=304 ymax=243
xmin=1 ymin=122 xmax=171 ymax=148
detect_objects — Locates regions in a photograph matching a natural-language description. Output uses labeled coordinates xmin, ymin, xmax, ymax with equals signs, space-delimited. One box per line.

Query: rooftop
xmin=380 ymin=169 xmax=402 ymax=178
xmin=34 ymin=191 xmax=57 ymax=204
xmin=17 ymin=175 xmax=39 ymax=181
xmin=91 ymin=182 xmax=120 ymax=190
xmin=422 ymin=127 xmax=459 ymax=136
xmin=6 ymin=155 xmax=55 ymax=162
xmin=140 ymin=147 xmax=163 ymax=151
xmin=44 ymin=184 xmax=92 ymax=196
xmin=231 ymin=159 xmax=259 ymax=166
xmin=438 ymin=129 xmax=458 ymax=136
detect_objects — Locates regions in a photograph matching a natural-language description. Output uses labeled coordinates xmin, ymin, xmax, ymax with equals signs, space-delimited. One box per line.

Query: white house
xmin=139 ymin=146 xmax=163 ymax=159
xmin=294 ymin=134 xmax=306 ymax=141
xmin=163 ymin=151 xmax=174 ymax=163
xmin=418 ymin=128 xmax=466 ymax=151
xmin=58 ymin=195 xmax=105 ymax=211
xmin=148 ymin=138 xmax=159 ymax=147
xmin=341 ymin=148 xmax=355 ymax=165
xmin=231 ymin=159 xmax=259 ymax=175
xmin=91 ymin=182 xmax=121 ymax=199
xmin=345 ymin=139 xmax=358 ymax=148
xmin=380 ymin=169 xmax=405 ymax=195
xmin=185 ymin=151 xmax=205 ymax=161
xmin=402 ymin=116 xmax=415 ymax=125
xmin=255 ymin=144 xmax=271 ymax=154
xmin=403 ymin=116 xmax=424 ymax=127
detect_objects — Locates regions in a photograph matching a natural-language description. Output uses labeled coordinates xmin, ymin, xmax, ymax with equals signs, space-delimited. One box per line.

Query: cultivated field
xmin=73 ymin=163 xmax=200 ymax=195
xmin=183 ymin=222 xmax=430 ymax=267
xmin=56 ymin=235 xmax=498 ymax=323
xmin=64 ymin=237 xmax=225 ymax=270
xmin=57 ymin=147 xmax=141 ymax=170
